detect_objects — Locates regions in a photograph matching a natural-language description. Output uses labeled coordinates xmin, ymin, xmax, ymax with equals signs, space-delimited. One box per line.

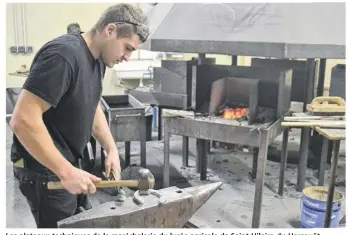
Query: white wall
xmin=6 ymin=2 xmax=159 ymax=95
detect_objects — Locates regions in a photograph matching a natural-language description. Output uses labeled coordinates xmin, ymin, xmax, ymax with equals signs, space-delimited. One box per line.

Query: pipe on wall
xmin=21 ymin=3 xmax=27 ymax=53
xmin=13 ymin=4 xmax=19 ymax=53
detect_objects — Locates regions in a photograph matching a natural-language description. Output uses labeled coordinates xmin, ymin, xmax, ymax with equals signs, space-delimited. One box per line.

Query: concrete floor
xmin=6 ymin=124 xmax=346 ymax=228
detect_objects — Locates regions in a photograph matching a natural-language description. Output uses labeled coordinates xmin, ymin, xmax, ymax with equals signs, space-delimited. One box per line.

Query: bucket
xmin=301 ymin=186 xmax=344 ymax=228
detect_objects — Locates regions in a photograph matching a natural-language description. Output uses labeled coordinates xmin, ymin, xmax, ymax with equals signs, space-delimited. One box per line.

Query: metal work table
xmin=279 ymin=119 xmax=345 ymax=228
xmin=314 ymin=127 xmax=345 ymax=228
xmin=162 ymin=115 xmax=283 ymax=228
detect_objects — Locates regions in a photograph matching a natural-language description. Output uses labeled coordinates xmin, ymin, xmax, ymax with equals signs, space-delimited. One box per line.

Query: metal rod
xmin=252 ymin=128 xmax=269 ymax=228
xmin=318 ymin=138 xmax=329 ymax=186
xmin=21 ymin=3 xmax=27 ymax=53
xmin=252 ymin=147 xmax=259 ymax=179
xmin=158 ymin=107 xmax=162 ymax=140
xmin=182 ymin=136 xmax=189 ymax=166
xmin=195 ymin=139 xmax=201 ymax=173
xmin=197 ymin=139 xmax=208 ymax=181
xmin=163 ymin=118 xmax=170 ymax=187
xmin=13 ymin=4 xmax=19 ymax=53
xmin=324 ymin=140 xmax=340 ymax=228
xmin=297 ymin=127 xmax=311 ymax=192
xmin=140 ymin=110 xmax=147 ymax=167
xmin=278 ymin=127 xmax=289 ymax=196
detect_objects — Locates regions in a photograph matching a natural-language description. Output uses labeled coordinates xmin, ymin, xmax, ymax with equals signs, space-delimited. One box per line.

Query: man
xmin=67 ymin=22 xmax=81 ymax=34
xmin=10 ymin=4 xmax=149 ymax=228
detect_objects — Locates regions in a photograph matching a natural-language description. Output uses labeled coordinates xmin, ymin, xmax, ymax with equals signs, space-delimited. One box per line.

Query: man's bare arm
xmin=92 ymin=104 xmax=118 ymax=154
xmin=10 ymin=90 xmax=75 ymax=179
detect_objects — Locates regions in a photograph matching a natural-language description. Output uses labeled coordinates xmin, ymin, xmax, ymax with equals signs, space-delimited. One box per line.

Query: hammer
xmin=47 ymin=168 xmax=155 ymax=191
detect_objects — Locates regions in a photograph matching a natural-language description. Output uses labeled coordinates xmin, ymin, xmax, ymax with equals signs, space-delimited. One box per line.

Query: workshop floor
xmin=6 ymin=124 xmax=346 ymax=228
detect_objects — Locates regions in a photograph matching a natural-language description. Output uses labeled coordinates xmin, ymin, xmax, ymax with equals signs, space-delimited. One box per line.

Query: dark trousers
xmin=13 ymin=166 xmax=92 ymax=228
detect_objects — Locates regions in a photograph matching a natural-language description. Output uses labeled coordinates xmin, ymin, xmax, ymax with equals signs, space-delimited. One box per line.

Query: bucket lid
xmin=303 ymin=186 xmax=344 ymax=203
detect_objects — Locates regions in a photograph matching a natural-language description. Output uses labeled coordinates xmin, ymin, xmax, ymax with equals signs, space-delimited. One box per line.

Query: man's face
xmin=100 ymin=24 xmax=141 ymax=68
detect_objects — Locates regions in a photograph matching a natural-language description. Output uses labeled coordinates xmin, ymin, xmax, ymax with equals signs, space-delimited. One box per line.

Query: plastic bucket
xmin=301 ymin=186 xmax=344 ymax=228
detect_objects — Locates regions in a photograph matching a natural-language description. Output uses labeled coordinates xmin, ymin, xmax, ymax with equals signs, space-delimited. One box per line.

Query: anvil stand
xmin=162 ymin=115 xmax=284 ymax=228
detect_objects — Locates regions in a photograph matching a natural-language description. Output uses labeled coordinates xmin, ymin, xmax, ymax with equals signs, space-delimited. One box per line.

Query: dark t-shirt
xmin=10 ymin=32 xmax=106 ymax=169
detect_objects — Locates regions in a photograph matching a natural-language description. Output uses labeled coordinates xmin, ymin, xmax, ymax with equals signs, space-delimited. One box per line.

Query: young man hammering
xmin=10 ymin=4 xmax=150 ymax=228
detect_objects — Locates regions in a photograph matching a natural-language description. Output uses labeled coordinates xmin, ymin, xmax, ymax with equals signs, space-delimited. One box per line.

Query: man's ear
xmin=104 ymin=24 xmax=117 ymax=37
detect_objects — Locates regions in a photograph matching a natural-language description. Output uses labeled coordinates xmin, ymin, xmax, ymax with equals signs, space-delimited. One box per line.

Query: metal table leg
xmin=318 ymin=138 xmax=329 ymax=186
xmin=297 ymin=127 xmax=311 ymax=191
xmin=324 ymin=140 xmax=340 ymax=228
xmin=158 ymin=107 xmax=162 ymax=141
xmin=140 ymin=115 xmax=147 ymax=167
xmin=252 ymin=147 xmax=259 ymax=179
xmin=182 ymin=136 xmax=189 ymax=167
xmin=197 ymin=139 xmax=208 ymax=180
xmin=278 ymin=127 xmax=289 ymax=197
xmin=297 ymin=59 xmax=316 ymax=192
xmin=252 ymin=128 xmax=269 ymax=228
xmin=195 ymin=139 xmax=201 ymax=173
xmin=163 ymin=119 xmax=170 ymax=187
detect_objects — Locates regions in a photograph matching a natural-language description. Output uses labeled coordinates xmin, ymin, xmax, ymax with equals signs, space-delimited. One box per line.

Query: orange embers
xmin=222 ymin=108 xmax=248 ymax=119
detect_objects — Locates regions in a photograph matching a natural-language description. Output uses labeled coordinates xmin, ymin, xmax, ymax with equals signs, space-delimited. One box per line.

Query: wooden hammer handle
xmin=47 ymin=180 xmax=139 ymax=190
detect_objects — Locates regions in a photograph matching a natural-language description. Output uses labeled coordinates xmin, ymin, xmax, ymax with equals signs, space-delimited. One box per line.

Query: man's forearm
xmin=92 ymin=104 xmax=118 ymax=153
xmin=10 ymin=116 xmax=74 ymax=180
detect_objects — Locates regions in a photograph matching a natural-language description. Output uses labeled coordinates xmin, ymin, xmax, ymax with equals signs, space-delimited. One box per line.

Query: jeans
xmin=13 ymin=166 xmax=91 ymax=228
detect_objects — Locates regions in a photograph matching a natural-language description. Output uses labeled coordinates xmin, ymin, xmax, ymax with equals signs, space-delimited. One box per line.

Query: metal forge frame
xmin=155 ymin=59 xmax=293 ymax=228
xmin=163 ymin=116 xmax=284 ymax=228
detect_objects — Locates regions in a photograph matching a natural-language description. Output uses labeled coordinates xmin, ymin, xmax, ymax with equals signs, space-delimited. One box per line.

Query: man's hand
xmin=104 ymin=149 xmax=121 ymax=180
xmin=60 ymin=166 xmax=102 ymax=195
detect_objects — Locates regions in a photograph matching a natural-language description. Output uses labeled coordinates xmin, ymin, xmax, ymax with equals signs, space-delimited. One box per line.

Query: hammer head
xmin=137 ymin=168 xmax=155 ymax=194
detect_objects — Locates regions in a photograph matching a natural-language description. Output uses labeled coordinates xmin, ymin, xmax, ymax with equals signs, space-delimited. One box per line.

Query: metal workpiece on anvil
xmin=57 ymin=182 xmax=223 ymax=228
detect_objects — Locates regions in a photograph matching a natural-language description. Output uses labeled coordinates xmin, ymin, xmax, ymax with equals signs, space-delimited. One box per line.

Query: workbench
xmin=162 ymin=115 xmax=284 ymax=228
xmin=314 ymin=127 xmax=345 ymax=228
xmin=279 ymin=118 xmax=345 ymax=228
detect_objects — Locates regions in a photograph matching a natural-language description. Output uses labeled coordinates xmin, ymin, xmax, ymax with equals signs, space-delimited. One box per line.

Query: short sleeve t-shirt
xmin=11 ymin=32 xmax=106 ymax=169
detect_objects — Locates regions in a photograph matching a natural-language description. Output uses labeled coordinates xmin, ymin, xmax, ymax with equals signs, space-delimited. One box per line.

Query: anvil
xmin=57 ymin=182 xmax=223 ymax=228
